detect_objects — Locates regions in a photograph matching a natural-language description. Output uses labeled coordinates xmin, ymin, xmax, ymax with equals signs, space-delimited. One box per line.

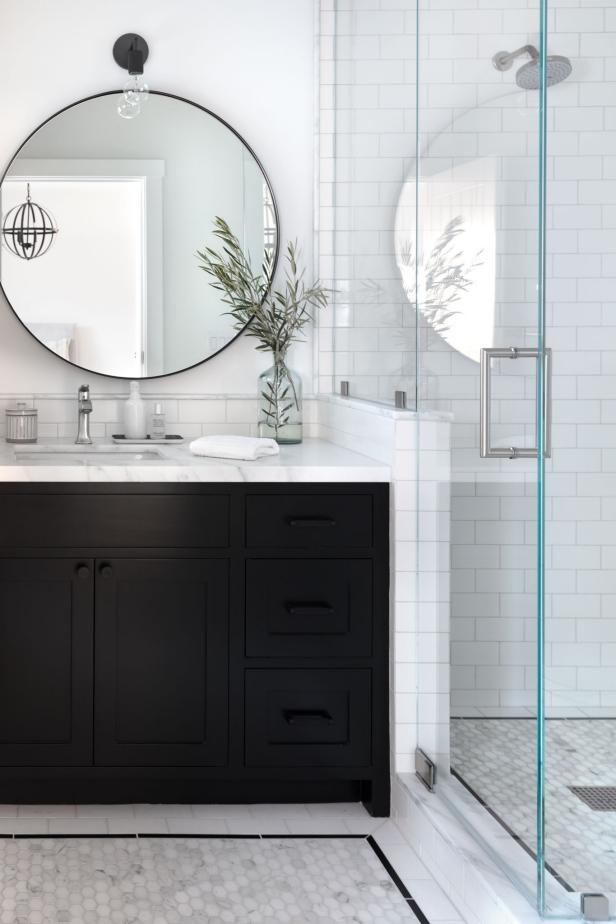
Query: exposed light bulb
xmin=117 ymin=98 xmax=141 ymax=119
xmin=123 ymin=75 xmax=149 ymax=105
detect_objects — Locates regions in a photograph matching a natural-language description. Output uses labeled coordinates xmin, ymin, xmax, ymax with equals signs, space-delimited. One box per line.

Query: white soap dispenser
xmin=124 ymin=380 xmax=147 ymax=439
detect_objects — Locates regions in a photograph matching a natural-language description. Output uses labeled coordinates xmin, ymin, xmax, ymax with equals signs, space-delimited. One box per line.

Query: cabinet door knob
xmin=100 ymin=564 xmax=113 ymax=578
xmin=76 ymin=564 xmax=90 ymax=580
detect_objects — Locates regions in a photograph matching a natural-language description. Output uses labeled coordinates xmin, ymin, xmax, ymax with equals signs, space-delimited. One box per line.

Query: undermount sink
xmin=14 ymin=446 xmax=165 ymax=465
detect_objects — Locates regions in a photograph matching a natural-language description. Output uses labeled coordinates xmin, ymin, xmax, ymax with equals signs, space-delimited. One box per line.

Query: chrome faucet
xmin=75 ymin=384 xmax=93 ymax=444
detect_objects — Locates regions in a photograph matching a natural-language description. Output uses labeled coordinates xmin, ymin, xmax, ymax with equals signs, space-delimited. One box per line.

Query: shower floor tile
xmin=451 ymin=717 xmax=616 ymax=894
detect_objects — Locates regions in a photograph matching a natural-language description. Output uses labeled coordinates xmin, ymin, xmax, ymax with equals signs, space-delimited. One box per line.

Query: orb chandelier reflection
xmin=2 ymin=182 xmax=58 ymax=260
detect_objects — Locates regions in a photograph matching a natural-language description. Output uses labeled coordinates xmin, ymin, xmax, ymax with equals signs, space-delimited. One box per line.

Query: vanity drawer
xmin=244 ymin=669 xmax=371 ymax=767
xmin=245 ymin=494 xmax=374 ymax=549
xmin=0 ymin=494 xmax=230 ymax=548
xmin=245 ymin=559 xmax=373 ymax=657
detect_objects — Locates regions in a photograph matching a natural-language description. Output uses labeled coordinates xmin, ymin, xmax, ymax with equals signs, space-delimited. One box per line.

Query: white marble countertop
xmin=0 ymin=438 xmax=391 ymax=483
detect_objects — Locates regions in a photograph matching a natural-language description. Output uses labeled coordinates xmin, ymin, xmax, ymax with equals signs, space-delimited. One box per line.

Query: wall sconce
xmin=113 ymin=33 xmax=150 ymax=119
xmin=2 ymin=183 xmax=58 ymax=260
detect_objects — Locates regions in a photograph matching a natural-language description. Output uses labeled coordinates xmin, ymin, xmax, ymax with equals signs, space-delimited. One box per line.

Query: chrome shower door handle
xmin=480 ymin=347 xmax=552 ymax=460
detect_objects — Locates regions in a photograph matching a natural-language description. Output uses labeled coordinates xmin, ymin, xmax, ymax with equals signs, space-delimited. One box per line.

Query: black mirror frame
xmin=0 ymin=89 xmax=280 ymax=381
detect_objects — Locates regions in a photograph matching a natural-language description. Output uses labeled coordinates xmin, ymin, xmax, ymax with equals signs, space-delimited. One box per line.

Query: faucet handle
xmin=78 ymin=384 xmax=90 ymax=397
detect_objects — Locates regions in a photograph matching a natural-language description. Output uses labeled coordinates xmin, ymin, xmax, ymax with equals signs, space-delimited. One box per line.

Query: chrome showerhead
xmin=492 ymin=44 xmax=572 ymax=89
xmin=515 ymin=54 xmax=572 ymax=89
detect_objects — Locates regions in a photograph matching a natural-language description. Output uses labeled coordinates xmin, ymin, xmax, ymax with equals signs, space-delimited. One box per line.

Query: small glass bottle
xmin=149 ymin=402 xmax=166 ymax=440
xmin=257 ymin=356 xmax=303 ymax=444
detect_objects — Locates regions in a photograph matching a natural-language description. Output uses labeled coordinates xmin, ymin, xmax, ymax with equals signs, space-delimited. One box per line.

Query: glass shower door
xmin=408 ymin=0 xmax=616 ymax=917
xmin=414 ymin=0 xmax=545 ymax=804
xmin=541 ymin=0 xmax=616 ymax=917
xmin=412 ymin=0 xmax=554 ymax=914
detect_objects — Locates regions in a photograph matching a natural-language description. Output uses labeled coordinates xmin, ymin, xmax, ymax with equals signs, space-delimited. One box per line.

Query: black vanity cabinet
xmin=0 ymin=483 xmax=390 ymax=815
xmin=0 ymin=558 xmax=93 ymax=767
xmin=94 ymin=558 xmax=228 ymax=768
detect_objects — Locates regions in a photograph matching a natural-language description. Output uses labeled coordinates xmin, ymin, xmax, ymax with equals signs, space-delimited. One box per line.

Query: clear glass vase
xmin=258 ymin=356 xmax=303 ymax=444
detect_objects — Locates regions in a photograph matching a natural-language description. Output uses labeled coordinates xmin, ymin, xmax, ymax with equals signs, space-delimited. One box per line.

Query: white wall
xmin=0 ymin=0 xmax=316 ymax=395
xmin=2 ymin=179 xmax=145 ymax=376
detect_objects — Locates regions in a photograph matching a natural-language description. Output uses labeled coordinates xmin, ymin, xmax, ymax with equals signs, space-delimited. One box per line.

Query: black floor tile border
xmin=3 ymin=830 xmax=432 ymax=923
xmin=367 ymin=835 xmax=431 ymax=924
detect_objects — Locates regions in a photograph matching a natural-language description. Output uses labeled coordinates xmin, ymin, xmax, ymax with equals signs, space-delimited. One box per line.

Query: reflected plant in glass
xmin=400 ymin=216 xmax=484 ymax=338
xmin=197 ymin=217 xmax=329 ymax=444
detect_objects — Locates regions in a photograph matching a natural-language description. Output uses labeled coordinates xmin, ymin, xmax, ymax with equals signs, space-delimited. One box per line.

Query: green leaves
xmin=196 ymin=217 xmax=330 ymax=359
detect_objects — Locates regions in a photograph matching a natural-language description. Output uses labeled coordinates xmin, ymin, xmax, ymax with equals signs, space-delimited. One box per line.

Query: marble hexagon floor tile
xmin=452 ymin=717 xmax=616 ymax=894
xmin=0 ymin=835 xmax=423 ymax=923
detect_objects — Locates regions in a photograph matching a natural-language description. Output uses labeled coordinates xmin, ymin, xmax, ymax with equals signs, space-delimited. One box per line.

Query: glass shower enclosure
xmin=329 ymin=0 xmax=616 ymax=918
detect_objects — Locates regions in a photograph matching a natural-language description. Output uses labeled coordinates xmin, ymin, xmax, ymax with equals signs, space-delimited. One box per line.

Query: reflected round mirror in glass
xmin=0 ymin=91 xmax=278 ymax=378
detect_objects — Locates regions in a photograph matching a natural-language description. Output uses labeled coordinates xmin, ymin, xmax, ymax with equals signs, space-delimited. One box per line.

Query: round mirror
xmin=0 ymin=91 xmax=278 ymax=378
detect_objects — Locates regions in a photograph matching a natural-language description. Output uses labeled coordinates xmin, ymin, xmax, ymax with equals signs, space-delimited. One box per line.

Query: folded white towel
xmin=189 ymin=435 xmax=280 ymax=461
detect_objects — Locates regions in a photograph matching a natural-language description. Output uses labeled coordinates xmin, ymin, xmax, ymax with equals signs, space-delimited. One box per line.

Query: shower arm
xmin=492 ymin=45 xmax=539 ymax=72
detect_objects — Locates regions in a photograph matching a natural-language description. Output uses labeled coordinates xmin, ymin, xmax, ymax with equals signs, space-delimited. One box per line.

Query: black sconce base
xmin=113 ymin=34 xmax=149 ymax=74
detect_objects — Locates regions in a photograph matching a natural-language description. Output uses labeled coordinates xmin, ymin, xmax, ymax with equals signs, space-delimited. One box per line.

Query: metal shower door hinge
xmin=581 ymin=893 xmax=610 ymax=921
xmin=415 ymin=748 xmax=436 ymax=791
xmin=480 ymin=346 xmax=552 ymax=460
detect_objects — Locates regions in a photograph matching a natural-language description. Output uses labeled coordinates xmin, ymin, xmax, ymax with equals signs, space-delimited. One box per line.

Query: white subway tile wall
xmin=321 ymin=0 xmax=616 ymax=720
xmin=307 ymin=396 xmax=451 ymax=773
xmin=420 ymin=0 xmax=616 ymax=718
xmin=0 ymin=396 xmax=319 ymax=442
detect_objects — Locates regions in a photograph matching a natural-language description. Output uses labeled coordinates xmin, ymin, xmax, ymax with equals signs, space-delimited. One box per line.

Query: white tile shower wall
xmin=314 ymin=0 xmax=616 ymax=718
xmin=430 ymin=1 xmax=616 ymax=718
xmin=318 ymin=396 xmax=451 ymax=773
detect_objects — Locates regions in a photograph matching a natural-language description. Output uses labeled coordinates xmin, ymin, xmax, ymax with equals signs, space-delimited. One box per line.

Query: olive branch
xmin=196 ymin=217 xmax=329 ymax=435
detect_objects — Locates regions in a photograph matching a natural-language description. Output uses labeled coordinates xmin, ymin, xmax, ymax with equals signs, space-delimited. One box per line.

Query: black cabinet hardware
xmin=99 ymin=563 xmax=113 ymax=578
xmin=288 ymin=516 xmax=336 ymax=528
xmin=285 ymin=603 xmax=334 ymax=617
xmin=246 ymin=559 xmax=373 ymax=657
xmin=246 ymin=494 xmax=374 ymax=549
xmin=283 ymin=709 xmax=333 ymax=725
xmin=76 ymin=564 xmax=90 ymax=579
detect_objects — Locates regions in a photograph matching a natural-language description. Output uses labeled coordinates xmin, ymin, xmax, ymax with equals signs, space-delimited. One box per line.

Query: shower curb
xmin=391 ymin=773 xmax=579 ymax=924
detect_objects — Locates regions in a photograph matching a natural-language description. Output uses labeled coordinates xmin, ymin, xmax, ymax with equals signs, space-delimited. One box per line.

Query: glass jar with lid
xmin=6 ymin=402 xmax=38 ymax=443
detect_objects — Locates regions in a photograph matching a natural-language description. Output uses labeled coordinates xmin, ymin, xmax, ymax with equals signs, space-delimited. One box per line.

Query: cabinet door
xmin=0 ymin=558 xmax=93 ymax=766
xmin=95 ymin=559 xmax=228 ymax=766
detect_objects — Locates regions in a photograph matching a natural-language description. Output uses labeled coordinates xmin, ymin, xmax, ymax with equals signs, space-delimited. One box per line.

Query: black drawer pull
xmin=75 ymin=564 xmax=90 ymax=580
xmin=286 ymin=603 xmax=334 ymax=617
xmin=283 ymin=709 xmax=334 ymax=726
xmin=100 ymin=564 xmax=113 ymax=578
xmin=287 ymin=516 xmax=337 ymax=528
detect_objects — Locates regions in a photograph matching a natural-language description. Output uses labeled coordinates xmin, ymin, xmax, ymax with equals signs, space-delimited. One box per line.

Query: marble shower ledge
xmin=0 ymin=438 xmax=390 ymax=483
xmin=318 ymin=393 xmax=452 ymax=422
